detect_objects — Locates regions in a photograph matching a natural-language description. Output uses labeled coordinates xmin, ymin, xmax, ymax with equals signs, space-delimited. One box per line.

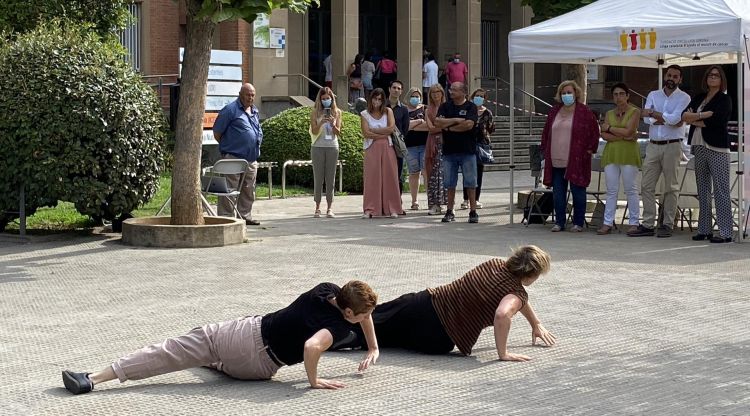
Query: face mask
xmin=473 ymin=96 xmax=485 ymax=106
xmin=453 ymin=58 xmax=460 ymax=64
xmin=322 ymin=99 xmax=332 ymax=108
xmin=409 ymin=97 xmax=421 ymax=106
xmin=561 ymin=93 xmax=575 ymax=106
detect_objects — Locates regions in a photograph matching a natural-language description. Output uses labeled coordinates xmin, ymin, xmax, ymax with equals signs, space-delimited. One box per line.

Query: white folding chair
xmin=201 ymin=159 xmax=249 ymax=218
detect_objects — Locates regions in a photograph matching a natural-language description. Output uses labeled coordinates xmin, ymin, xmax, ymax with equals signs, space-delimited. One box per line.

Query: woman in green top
xmin=598 ymin=83 xmax=642 ymax=235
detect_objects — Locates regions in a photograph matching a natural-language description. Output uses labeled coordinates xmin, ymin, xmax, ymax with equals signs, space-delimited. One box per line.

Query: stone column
xmin=331 ymin=0 xmax=359 ymax=104
xmin=510 ymin=1 xmax=535 ymax=112
xmin=456 ymin=0 xmax=481 ymax=92
xmin=287 ymin=11 xmax=308 ymax=97
xmin=397 ymin=0 xmax=423 ymax=95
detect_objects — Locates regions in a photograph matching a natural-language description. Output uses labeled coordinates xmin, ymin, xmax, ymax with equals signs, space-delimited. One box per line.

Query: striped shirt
xmin=428 ymin=259 xmax=528 ymax=355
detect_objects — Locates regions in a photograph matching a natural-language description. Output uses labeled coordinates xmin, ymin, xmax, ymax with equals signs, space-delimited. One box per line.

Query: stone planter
xmin=122 ymin=216 xmax=246 ymax=248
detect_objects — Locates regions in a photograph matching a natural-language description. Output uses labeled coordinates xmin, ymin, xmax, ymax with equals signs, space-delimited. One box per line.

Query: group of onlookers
xmin=540 ymin=64 xmax=735 ymax=242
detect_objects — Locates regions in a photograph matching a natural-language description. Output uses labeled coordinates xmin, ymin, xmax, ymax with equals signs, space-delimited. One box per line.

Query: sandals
xmin=326 ymin=210 xmax=335 ymax=218
xmin=410 ymin=202 xmax=420 ymax=210
xmin=596 ymin=225 xmax=612 ymax=235
xmin=314 ymin=209 xmax=321 ymax=218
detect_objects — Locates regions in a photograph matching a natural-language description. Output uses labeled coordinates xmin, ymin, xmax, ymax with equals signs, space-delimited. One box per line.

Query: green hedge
xmin=0 ymin=23 xmax=167 ymax=230
xmin=260 ymin=106 xmax=365 ymax=193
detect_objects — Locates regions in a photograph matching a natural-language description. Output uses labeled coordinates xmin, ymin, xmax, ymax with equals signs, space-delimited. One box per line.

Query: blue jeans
xmin=552 ymin=167 xmax=586 ymax=228
xmin=442 ymin=153 xmax=477 ymax=188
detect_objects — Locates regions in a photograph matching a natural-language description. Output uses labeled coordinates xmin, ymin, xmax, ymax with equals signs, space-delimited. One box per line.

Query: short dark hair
xmin=610 ymin=82 xmax=630 ymax=95
xmin=389 ymin=80 xmax=403 ymax=89
xmin=666 ymin=64 xmax=683 ymax=76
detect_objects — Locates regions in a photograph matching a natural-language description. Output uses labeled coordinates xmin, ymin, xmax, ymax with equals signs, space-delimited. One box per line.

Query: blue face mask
xmin=561 ymin=93 xmax=575 ymax=106
xmin=473 ymin=96 xmax=485 ymax=106
xmin=322 ymin=99 xmax=332 ymax=108
xmin=409 ymin=97 xmax=421 ymax=106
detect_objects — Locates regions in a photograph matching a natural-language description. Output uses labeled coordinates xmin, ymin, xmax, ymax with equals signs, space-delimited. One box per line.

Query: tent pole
xmin=657 ymin=55 xmax=663 ymax=90
xmin=509 ymin=63 xmax=515 ymax=225
xmin=737 ymin=53 xmax=745 ymax=243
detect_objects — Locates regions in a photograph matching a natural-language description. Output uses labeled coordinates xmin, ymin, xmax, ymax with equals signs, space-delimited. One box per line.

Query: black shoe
xmin=441 ymin=210 xmax=455 ymax=223
xmin=710 ymin=236 xmax=732 ymax=243
xmin=468 ymin=210 xmax=479 ymax=223
xmin=656 ymin=225 xmax=673 ymax=238
xmin=62 ymin=370 xmax=93 ymax=395
xmin=245 ymin=219 xmax=261 ymax=226
xmin=692 ymin=233 xmax=713 ymax=241
xmin=627 ymin=224 xmax=654 ymax=237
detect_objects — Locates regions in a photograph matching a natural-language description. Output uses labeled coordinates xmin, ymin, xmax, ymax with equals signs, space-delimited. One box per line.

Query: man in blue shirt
xmin=213 ymin=83 xmax=263 ymax=225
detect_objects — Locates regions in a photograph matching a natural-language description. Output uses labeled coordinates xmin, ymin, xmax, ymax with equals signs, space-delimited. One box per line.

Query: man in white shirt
xmin=323 ymin=54 xmax=332 ymax=88
xmin=422 ymin=53 xmax=438 ymax=103
xmin=628 ymin=64 xmax=691 ymax=238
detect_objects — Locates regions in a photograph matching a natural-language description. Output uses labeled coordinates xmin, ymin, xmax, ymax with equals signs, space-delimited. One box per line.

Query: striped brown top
xmin=428 ymin=258 xmax=528 ymax=355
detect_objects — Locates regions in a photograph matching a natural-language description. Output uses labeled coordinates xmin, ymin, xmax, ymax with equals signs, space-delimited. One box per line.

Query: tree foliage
xmin=0 ymin=23 xmax=168 ymax=229
xmin=260 ymin=107 xmax=365 ymax=193
xmin=520 ymin=0 xmax=595 ymax=23
xmin=196 ymin=0 xmax=317 ymax=24
xmin=0 ymin=0 xmax=130 ymax=38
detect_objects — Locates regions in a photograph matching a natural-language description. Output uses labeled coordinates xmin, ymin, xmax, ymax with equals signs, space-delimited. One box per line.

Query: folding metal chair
xmin=201 ymin=159 xmax=249 ymax=218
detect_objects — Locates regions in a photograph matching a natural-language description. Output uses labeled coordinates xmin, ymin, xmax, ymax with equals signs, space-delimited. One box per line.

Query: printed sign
xmin=254 ymin=13 xmax=270 ymax=48
xmin=203 ymin=113 xmax=218 ymax=129
xmin=270 ymin=27 xmax=286 ymax=49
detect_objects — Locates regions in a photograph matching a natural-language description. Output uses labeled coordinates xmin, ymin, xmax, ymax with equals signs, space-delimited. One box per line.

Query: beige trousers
xmin=111 ymin=316 xmax=280 ymax=382
xmin=641 ymin=141 xmax=682 ymax=229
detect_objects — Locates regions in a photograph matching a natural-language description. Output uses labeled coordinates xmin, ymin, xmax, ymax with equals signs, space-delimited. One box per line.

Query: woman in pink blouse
xmin=540 ymin=80 xmax=600 ymax=232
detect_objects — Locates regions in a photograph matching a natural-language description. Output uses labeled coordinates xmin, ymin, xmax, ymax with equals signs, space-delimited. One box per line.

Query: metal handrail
xmin=273 ymin=73 xmax=330 ymax=97
xmin=474 ymin=76 xmax=554 ymax=109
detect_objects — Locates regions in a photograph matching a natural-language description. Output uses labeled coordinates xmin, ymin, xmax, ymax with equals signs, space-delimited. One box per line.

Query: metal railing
xmin=272 ymin=73 xmax=330 ymax=98
xmin=474 ymin=76 xmax=554 ymax=115
xmin=142 ymin=74 xmax=179 ymax=111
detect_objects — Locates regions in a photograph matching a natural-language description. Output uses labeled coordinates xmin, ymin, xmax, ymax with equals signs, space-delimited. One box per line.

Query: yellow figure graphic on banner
xmin=648 ymin=28 xmax=657 ymax=49
xmin=620 ymin=30 xmax=628 ymax=51
xmin=639 ymin=29 xmax=647 ymax=49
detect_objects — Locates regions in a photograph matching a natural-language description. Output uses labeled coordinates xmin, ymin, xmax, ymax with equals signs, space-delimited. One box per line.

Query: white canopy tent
xmin=508 ymin=0 xmax=750 ymax=241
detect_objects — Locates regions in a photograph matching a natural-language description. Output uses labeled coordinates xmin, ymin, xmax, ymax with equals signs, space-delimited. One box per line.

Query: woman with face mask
xmin=460 ymin=88 xmax=495 ymax=210
xmin=404 ymin=88 xmax=429 ymax=210
xmin=540 ymin=80 xmax=600 ymax=232
xmin=309 ymin=88 xmax=342 ymax=218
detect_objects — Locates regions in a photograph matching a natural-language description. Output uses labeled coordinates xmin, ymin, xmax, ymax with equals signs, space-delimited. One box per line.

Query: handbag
xmin=475 ymin=142 xmax=494 ymax=164
xmin=391 ymin=127 xmax=408 ymax=159
xmin=350 ymin=78 xmax=363 ymax=89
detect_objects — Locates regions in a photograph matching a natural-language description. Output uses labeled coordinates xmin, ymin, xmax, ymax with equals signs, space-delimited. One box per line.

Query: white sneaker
xmin=476 ymin=201 xmax=483 ymax=209
xmin=361 ymin=213 xmax=371 ymax=219
xmin=390 ymin=213 xmax=399 ymax=219
xmin=427 ymin=205 xmax=442 ymax=215
xmin=460 ymin=200 xmax=469 ymax=209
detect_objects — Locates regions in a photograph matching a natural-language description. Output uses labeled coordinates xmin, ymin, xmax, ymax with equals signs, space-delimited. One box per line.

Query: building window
xmin=119 ymin=2 xmax=142 ymax=72
xmin=481 ymin=20 xmax=499 ymax=78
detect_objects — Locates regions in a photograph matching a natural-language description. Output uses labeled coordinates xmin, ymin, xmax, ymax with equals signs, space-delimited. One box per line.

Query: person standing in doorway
xmin=444 ymin=52 xmax=468 ymax=89
xmin=323 ymin=54 xmax=332 ymax=89
xmin=422 ymin=53 xmax=438 ymax=102
xmin=629 ymin=65 xmax=691 ymax=238
xmin=212 ymin=83 xmax=263 ymax=226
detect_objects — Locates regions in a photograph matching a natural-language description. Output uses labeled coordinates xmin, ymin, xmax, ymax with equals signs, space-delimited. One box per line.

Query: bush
xmin=0 ymin=23 xmax=168 ymax=230
xmin=260 ymin=106 xmax=365 ymax=193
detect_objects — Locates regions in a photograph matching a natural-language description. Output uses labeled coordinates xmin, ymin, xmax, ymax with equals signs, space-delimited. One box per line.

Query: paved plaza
xmin=1 ymin=172 xmax=748 ymax=415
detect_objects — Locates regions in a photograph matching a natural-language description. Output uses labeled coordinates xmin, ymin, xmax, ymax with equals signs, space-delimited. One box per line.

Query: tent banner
xmin=744 ymin=60 xmax=750 ymax=214
xmin=617 ymin=27 xmax=735 ymax=55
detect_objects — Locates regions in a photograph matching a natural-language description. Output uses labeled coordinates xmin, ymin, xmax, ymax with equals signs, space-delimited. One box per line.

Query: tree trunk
xmin=562 ymin=63 xmax=588 ymax=103
xmin=170 ymin=0 xmax=216 ymax=225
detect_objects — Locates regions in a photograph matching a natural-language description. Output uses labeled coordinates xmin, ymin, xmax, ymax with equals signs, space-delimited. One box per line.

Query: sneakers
xmin=468 ymin=210 xmax=479 ymax=223
xmin=326 ymin=210 xmax=335 ymax=218
xmin=427 ymin=205 xmax=442 ymax=215
xmin=550 ymin=224 xmax=563 ymax=232
xmin=656 ymin=225 xmax=673 ymax=238
xmin=627 ymin=224 xmax=654 ymax=237
xmin=314 ymin=209 xmax=321 ymax=218
xmin=441 ymin=210 xmax=455 ymax=222
xmin=569 ymin=225 xmax=584 ymax=233
xmin=62 ymin=370 xmax=93 ymax=395
xmin=460 ymin=200 xmax=469 ymax=209
xmin=361 ymin=212 xmax=371 ymax=219
xmin=476 ymin=201 xmax=483 ymax=209
xmin=390 ymin=213 xmax=399 ymax=219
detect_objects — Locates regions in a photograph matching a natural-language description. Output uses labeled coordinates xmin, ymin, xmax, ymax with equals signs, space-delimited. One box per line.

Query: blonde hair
xmin=336 ymin=280 xmax=378 ymax=315
xmin=407 ymin=87 xmax=422 ymax=100
xmin=554 ymin=80 xmax=583 ymax=104
xmin=427 ymin=84 xmax=446 ymax=107
xmin=505 ymin=245 xmax=551 ymax=278
xmin=314 ymin=87 xmax=340 ymax=116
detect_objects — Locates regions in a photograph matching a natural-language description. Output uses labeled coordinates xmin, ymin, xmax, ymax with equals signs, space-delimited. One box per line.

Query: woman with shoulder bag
xmin=309 ymin=87 xmax=342 ymax=218
xmin=461 ymin=88 xmax=495 ymax=210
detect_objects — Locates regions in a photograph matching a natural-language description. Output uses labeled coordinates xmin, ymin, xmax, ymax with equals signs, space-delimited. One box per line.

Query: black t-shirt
xmin=388 ymin=101 xmax=410 ymax=139
xmin=405 ymin=107 xmax=428 ymax=147
xmin=437 ymin=100 xmax=478 ymax=155
xmin=261 ymin=283 xmax=356 ymax=365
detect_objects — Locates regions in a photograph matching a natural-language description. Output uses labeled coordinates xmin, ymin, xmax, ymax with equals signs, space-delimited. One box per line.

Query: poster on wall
xmin=269 ymin=28 xmax=286 ymax=49
xmin=253 ymin=13 xmax=270 ymax=48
